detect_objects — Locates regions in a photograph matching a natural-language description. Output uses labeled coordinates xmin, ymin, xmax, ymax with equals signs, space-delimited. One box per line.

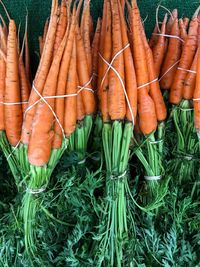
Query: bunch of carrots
xmin=0 ymin=0 xmax=199 ymax=266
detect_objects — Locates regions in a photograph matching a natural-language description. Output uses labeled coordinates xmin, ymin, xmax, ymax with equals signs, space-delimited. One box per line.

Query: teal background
xmin=0 ymin=0 xmax=199 ymax=74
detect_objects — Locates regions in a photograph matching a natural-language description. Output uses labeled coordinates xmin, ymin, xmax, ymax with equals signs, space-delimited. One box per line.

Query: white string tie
xmin=177 ymin=67 xmax=197 ymax=74
xmin=153 ymin=33 xmax=184 ymax=43
xmin=159 ymin=60 xmax=180 ymax=81
xmin=137 ymin=78 xmax=158 ymax=90
xmin=110 ymin=170 xmax=127 ymax=180
xmin=144 ymin=175 xmax=162 ymax=181
xmin=26 ymin=187 xmax=46 ymax=194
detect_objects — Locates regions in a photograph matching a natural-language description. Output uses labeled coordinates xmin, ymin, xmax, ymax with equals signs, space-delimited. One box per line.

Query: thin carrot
xmin=149 ymin=24 xmax=158 ymax=48
xmin=166 ymin=9 xmax=177 ymax=34
xmin=183 ymin=48 xmax=198 ymax=100
xmin=28 ymin=24 xmax=68 ymax=167
xmin=160 ymin=17 xmax=181 ymax=90
xmin=64 ymin=39 xmax=77 ymax=137
xmin=53 ymin=8 xmax=76 ymax=149
xmin=152 ymin=14 xmax=168 ymax=77
xmin=76 ymin=25 xmax=95 ymax=115
xmin=4 ymin=20 xmax=22 ymax=146
xmin=53 ymin=0 xmax=67 ymax=56
xmin=91 ymin=18 xmax=101 ymax=90
xmin=179 ymin=18 xmax=188 ymax=42
xmin=131 ymin=0 xmax=157 ymax=134
xmin=42 ymin=18 xmax=49 ymax=46
xmin=118 ymin=0 xmax=137 ymax=122
xmin=108 ymin=0 xmax=126 ymax=120
xmin=170 ymin=7 xmax=200 ymax=104
xmin=21 ymin=0 xmax=58 ymax=145
xmin=0 ymin=55 xmax=5 ymax=131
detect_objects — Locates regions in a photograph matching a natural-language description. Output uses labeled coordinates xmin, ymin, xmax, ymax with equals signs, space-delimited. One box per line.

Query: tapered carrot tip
xmin=28 ymin=142 xmax=52 ymax=167
xmin=193 ymin=6 xmax=200 ymax=19
xmin=172 ymin=9 xmax=178 ymax=19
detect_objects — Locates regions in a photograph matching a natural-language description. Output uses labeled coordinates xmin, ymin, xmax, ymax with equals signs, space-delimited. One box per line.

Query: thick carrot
xmin=118 ymin=0 xmax=137 ymax=122
xmin=193 ymin=45 xmax=200 ymax=133
xmin=91 ymin=18 xmax=101 ymax=90
xmin=64 ymin=39 xmax=77 ymax=137
xmin=98 ymin=0 xmax=111 ymax=122
xmin=152 ymin=14 xmax=168 ymax=77
xmin=76 ymin=26 xmax=96 ymax=115
xmin=28 ymin=25 xmax=68 ymax=167
xmin=183 ymin=48 xmax=198 ymax=100
xmin=169 ymin=7 xmax=200 ymax=104
xmin=53 ymin=9 xmax=76 ymax=149
xmin=53 ymin=0 xmax=67 ymax=56
xmin=108 ymin=0 xmax=126 ymax=120
xmin=160 ymin=18 xmax=182 ymax=90
xmin=141 ymin=22 xmax=167 ymax=121
xmin=21 ymin=0 xmax=58 ymax=145
xmin=131 ymin=0 xmax=157 ymax=134
xmin=4 ymin=20 xmax=22 ymax=146
xmin=0 ymin=55 xmax=5 ymax=131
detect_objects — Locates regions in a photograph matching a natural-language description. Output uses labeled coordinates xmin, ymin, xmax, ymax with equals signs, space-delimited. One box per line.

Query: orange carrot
xmin=152 ymin=14 xmax=168 ymax=77
xmin=160 ymin=17 xmax=181 ymax=90
xmin=21 ymin=0 xmax=58 ymax=145
xmin=170 ymin=7 xmax=200 ymax=104
xmin=0 ymin=55 xmax=5 ymax=131
xmin=39 ymin=36 xmax=43 ymax=55
xmin=118 ymin=0 xmax=137 ymax=122
xmin=42 ymin=18 xmax=49 ymax=46
xmin=108 ymin=0 xmax=126 ymax=120
xmin=76 ymin=26 xmax=95 ymax=115
xmin=131 ymin=0 xmax=157 ymax=134
xmin=141 ymin=22 xmax=167 ymax=121
xmin=183 ymin=48 xmax=198 ymax=100
xmin=28 ymin=25 xmax=68 ymax=167
xmin=53 ymin=9 xmax=76 ymax=149
xmin=149 ymin=24 xmax=158 ymax=48
xmin=64 ymin=39 xmax=77 ymax=137
xmin=53 ymin=0 xmax=67 ymax=56
xmin=4 ymin=20 xmax=22 ymax=146
xmin=183 ymin=17 xmax=190 ymax=29
xmin=193 ymin=45 xmax=200 ymax=133
xmin=166 ymin=9 xmax=177 ymax=34
xmin=179 ymin=18 xmax=188 ymax=42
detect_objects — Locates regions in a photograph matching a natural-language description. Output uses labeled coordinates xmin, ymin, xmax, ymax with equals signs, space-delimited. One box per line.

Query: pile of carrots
xmin=0 ymin=0 xmax=199 ymax=266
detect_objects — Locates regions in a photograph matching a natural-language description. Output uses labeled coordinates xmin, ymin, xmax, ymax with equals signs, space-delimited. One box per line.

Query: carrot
xmin=42 ymin=18 xmax=49 ymax=46
xmin=152 ymin=14 xmax=168 ymax=77
xmin=39 ymin=36 xmax=43 ymax=55
xmin=179 ymin=18 xmax=188 ymax=42
xmin=64 ymin=39 xmax=77 ymax=137
xmin=21 ymin=0 xmax=58 ymax=145
xmin=183 ymin=48 xmax=198 ymax=100
xmin=160 ymin=17 xmax=181 ymax=90
xmin=4 ymin=20 xmax=22 ymax=146
xmin=91 ymin=18 xmax=101 ymax=90
xmin=108 ymin=0 xmax=126 ymax=121
xmin=118 ymin=0 xmax=137 ymax=122
xmin=53 ymin=9 xmax=76 ymax=149
xmin=170 ymin=7 xmax=200 ymax=104
xmin=131 ymin=0 xmax=157 ymax=134
xmin=98 ymin=0 xmax=111 ymax=122
xmin=141 ymin=22 xmax=167 ymax=121
xmin=166 ymin=9 xmax=177 ymax=34
xmin=183 ymin=17 xmax=190 ymax=29
xmin=0 ymin=55 xmax=5 ymax=131
xmin=149 ymin=24 xmax=158 ymax=48
xmin=28 ymin=24 xmax=68 ymax=167
xmin=53 ymin=0 xmax=67 ymax=56
xmin=81 ymin=0 xmax=92 ymax=75
xmin=89 ymin=14 xmax=94 ymax=43
xmin=77 ymin=75 xmax=86 ymax=121
xmin=76 ymin=26 xmax=96 ymax=115
xmin=193 ymin=46 xmax=200 ymax=133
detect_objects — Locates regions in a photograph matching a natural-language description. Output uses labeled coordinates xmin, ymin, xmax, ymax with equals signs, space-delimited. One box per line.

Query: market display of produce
xmin=0 ymin=0 xmax=199 ymax=266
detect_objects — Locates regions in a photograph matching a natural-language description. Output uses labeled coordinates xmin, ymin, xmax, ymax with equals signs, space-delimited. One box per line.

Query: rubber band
xmin=26 ymin=187 xmax=46 ymax=194
xmin=78 ymin=159 xmax=86 ymax=165
xmin=144 ymin=175 xmax=162 ymax=181
xmin=110 ymin=170 xmax=127 ymax=180
xmin=137 ymin=78 xmax=158 ymax=90
xmin=152 ymin=33 xmax=184 ymax=43
xmin=99 ymin=44 xmax=135 ymax=125
xmin=177 ymin=67 xmax=196 ymax=74
xmin=0 ymin=101 xmax=28 ymax=105
xmin=149 ymin=139 xmax=163 ymax=144
xmin=178 ymin=107 xmax=194 ymax=111
xmin=159 ymin=60 xmax=180 ymax=81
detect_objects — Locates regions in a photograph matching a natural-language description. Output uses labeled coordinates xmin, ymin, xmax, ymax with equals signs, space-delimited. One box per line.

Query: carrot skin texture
xmin=160 ymin=18 xmax=181 ymax=90
xmin=194 ymin=47 xmax=200 ymax=133
xmin=0 ymin=56 xmax=6 ymax=130
xmin=21 ymin=1 xmax=58 ymax=145
xmin=170 ymin=10 xmax=199 ymax=104
xmin=5 ymin=20 xmax=22 ymax=146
